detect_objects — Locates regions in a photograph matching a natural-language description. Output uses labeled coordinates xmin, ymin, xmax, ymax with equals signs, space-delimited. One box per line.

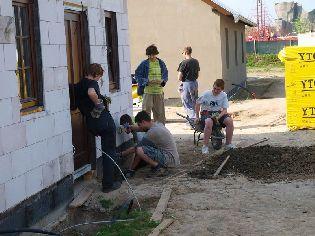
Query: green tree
xmin=293 ymin=17 xmax=311 ymax=34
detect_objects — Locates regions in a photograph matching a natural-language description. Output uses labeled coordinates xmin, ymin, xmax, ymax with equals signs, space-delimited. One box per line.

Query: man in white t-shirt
xmin=195 ymin=79 xmax=235 ymax=154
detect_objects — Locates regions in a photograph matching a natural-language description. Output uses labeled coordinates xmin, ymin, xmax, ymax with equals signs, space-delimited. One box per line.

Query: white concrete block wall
xmin=11 ymin=146 xmax=33 ymax=178
xmin=89 ymin=26 xmax=96 ymax=45
xmin=0 ymin=0 xmax=14 ymax=17
xmin=0 ymin=154 xmax=12 ymax=184
xmin=31 ymin=140 xmax=49 ymax=169
xmin=49 ymin=22 xmax=66 ymax=45
xmin=5 ymin=174 xmax=27 ymax=210
xmin=95 ymin=27 xmax=105 ymax=45
xmin=25 ymin=166 xmax=43 ymax=198
xmin=3 ymin=43 xmax=16 ymax=71
xmin=0 ymin=0 xmax=132 ymax=212
xmin=0 ymin=123 xmax=27 ymax=154
xmin=0 ymin=0 xmax=74 ymax=213
xmin=42 ymin=158 xmax=61 ymax=189
xmin=39 ymin=21 xmax=50 ymax=45
xmin=25 ymin=116 xmax=54 ymax=145
xmin=0 ymin=98 xmax=14 ymax=127
xmin=0 ymin=44 xmax=4 ymax=71
xmin=0 ymin=71 xmax=19 ymax=99
xmin=0 ymin=184 xmax=5 ymax=212
xmin=59 ymin=153 xmax=74 ymax=179
xmin=61 ymin=131 xmax=73 ymax=156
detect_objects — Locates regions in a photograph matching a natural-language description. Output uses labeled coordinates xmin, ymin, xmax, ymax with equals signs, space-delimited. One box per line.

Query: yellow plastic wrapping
xmin=278 ymin=47 xmax=315 ymax=130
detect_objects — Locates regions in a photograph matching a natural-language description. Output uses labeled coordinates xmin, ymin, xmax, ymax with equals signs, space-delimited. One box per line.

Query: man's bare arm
xmin=178 ymin=72 xmax=183 ymax=81
xmin=88 ymin=88 xmax=100 ymax=105
xmin=130 ymin=125 xmax=146 ymax=132
xmin=218 ymin=108 xmax=228 ymax=119
xmin=195 ymin=103 xmax=201 ymax=119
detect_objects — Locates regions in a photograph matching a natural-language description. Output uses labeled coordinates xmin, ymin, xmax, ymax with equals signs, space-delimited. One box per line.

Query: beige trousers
xmin=142 ymin=93 xmax=166 ymax=124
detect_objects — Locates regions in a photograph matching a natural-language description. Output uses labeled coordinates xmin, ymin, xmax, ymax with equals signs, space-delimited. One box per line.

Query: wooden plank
xmin=151 ymin=188 xmax=172 ymax=222
xmin=247 ymin=138 xmax=269 ymax=147
xmin=213 ymin=155 xmax=230 ymax=178
xmin=69 ymin=188 xmax=93 ymax=208
xmin=149 ymin=219 xmax=174 ymax=236
xmin=83 ymin=170 xmax=94 ymax=181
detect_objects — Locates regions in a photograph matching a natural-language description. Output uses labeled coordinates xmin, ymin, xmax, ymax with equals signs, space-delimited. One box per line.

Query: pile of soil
xmin=189 ymin=145 xmax=315 ymax=182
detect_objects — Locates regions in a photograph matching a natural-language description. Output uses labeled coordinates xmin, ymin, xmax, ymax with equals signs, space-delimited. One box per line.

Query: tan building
xmin=127 ymin=0 xmax=255 ymax=98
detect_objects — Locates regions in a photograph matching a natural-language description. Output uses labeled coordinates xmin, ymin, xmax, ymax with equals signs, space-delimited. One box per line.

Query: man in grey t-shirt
xmin=196 ymin=79 xmax=235 ymax=154
xmin=125 ymin=111 xmax=180 ymax=177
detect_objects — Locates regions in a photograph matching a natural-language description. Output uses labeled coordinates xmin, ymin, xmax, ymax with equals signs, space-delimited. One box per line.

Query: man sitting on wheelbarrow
xmin=195 ymin=79 xmax=235 ymax=154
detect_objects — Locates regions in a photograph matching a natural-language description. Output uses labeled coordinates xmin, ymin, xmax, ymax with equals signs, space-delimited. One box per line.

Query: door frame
xmin=64 ymin=9 xmax=96 ymax=173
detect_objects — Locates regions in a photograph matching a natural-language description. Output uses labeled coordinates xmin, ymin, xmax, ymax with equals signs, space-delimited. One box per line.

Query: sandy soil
xmin=158 ymin=73 xmax=315 ymax=236
xmin=56 ymin=71 xmax=315 ymax=236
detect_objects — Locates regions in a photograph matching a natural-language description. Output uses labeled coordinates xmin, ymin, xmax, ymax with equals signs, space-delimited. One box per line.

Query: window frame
xmin=13 ymin=0 xmax=43 ymax=111
xmin=225 ymin=28 xmax=229 ymax=69
xmin=234 ymin=30 xmax=238 ymax=66
xmin=241 ymin=32 xmax=245 ymax=64
xmin=105 ymin=11 xmax=120 ymax=92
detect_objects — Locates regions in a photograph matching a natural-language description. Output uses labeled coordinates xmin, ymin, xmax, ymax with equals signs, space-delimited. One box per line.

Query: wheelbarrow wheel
xmin=211 ymin=138 xmax=222 ymax=150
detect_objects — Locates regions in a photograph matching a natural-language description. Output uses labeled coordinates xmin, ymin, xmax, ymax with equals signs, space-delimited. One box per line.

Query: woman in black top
xmin=76 ymin=63 xmax=121 ymax=192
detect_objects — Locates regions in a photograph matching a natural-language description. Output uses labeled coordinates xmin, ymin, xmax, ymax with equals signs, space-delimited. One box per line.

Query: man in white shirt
xmin=195 ymin=79 xmax=235 ymax=154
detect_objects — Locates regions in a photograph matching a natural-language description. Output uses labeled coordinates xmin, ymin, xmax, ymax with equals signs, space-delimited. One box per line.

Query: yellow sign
xmin=279 ymin=47 xmax=315 ymax=130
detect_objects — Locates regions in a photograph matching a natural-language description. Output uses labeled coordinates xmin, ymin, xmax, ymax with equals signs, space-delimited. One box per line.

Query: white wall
xmin=0 ymin=0 xmax=132 ymax=213
xmin=298 ymin=32 xmax=315 ymax=46
xmin=127 ymin=0 xmax=222 ymax=99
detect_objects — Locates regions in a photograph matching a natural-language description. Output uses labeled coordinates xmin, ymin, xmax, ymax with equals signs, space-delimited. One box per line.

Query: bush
xmin=246 ymin=54 xmax=284 ymax=68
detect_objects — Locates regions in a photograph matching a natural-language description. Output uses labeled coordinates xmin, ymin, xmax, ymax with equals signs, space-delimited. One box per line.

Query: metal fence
xmin=246 ymin=40 xmax=298 ymax=54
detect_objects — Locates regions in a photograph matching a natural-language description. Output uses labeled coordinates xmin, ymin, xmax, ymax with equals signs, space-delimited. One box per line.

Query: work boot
xmin=124 ymin=169 xmax=135 ymax=178
xmin=102 ymin=181 xmax=121 ymax=193
xmin=147 ymin=163 xmax=166 ymax=178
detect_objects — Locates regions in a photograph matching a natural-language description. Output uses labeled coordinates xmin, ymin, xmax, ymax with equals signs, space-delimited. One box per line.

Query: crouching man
xmin=125 ymin=111 xmax=180 ymax=177
xmin=195 ymin=79 xmax=235 ymax=154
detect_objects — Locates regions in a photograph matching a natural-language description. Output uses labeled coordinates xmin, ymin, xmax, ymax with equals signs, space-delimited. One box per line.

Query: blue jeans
xmin=87 ymin=111 xmax=117 ymax=188
xmin=181 ymin=81 xmax=198 ymax=119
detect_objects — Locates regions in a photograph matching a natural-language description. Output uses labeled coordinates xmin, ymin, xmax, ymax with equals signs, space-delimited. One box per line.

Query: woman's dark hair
xmin=146 ymin=44 xmax=159 ymax=56
xmin=183 ymin=46 xmax=192 ymax=55
xmin=135 ymin=111 xmax=151 ymax=123
xmin=86 ymin=63 xmax=104 ymax=78
xmin=120 ymin=114 xmax=133 ymax=125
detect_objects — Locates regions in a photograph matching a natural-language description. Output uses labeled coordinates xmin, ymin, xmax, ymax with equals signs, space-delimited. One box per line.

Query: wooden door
xmin=65 ymin=11 xmax=93 ymax=170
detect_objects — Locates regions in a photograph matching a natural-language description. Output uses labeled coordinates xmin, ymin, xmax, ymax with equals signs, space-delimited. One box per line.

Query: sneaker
xmin=102 ymin=181 xmax=121 ymax=193
xmin=201 ymin=145 xmax=209 ymax=154
xmin=147 ymin=164 xmax=166 ymax=178
xmin=151 ymin=163 xmax=162 ymax=173
xmin=124 ymin=169 xmax=135 ymax=178
xmin=225 ymin=144 xmax=236 ymax=150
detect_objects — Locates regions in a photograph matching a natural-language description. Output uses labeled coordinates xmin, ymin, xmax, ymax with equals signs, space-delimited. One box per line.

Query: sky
xmin=218 ymin=0 xmax=314 ymax=21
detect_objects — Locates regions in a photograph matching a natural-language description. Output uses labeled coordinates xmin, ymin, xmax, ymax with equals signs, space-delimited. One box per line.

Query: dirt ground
xmin=190 ymin=145 xmax=315 ymax=182
xmin=55 ymin=70 xmax=315 ymax=236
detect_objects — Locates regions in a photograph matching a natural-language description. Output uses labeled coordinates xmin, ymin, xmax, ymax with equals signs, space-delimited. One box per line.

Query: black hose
xmin=0 ymin=228 xmax=60 ymax=235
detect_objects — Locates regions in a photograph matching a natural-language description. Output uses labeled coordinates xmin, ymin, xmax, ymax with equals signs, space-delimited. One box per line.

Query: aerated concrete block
xmin=0 ymin=16 xmax=15 ymax=43
xmin=5 ymin=174 xmax=27 ymax=210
